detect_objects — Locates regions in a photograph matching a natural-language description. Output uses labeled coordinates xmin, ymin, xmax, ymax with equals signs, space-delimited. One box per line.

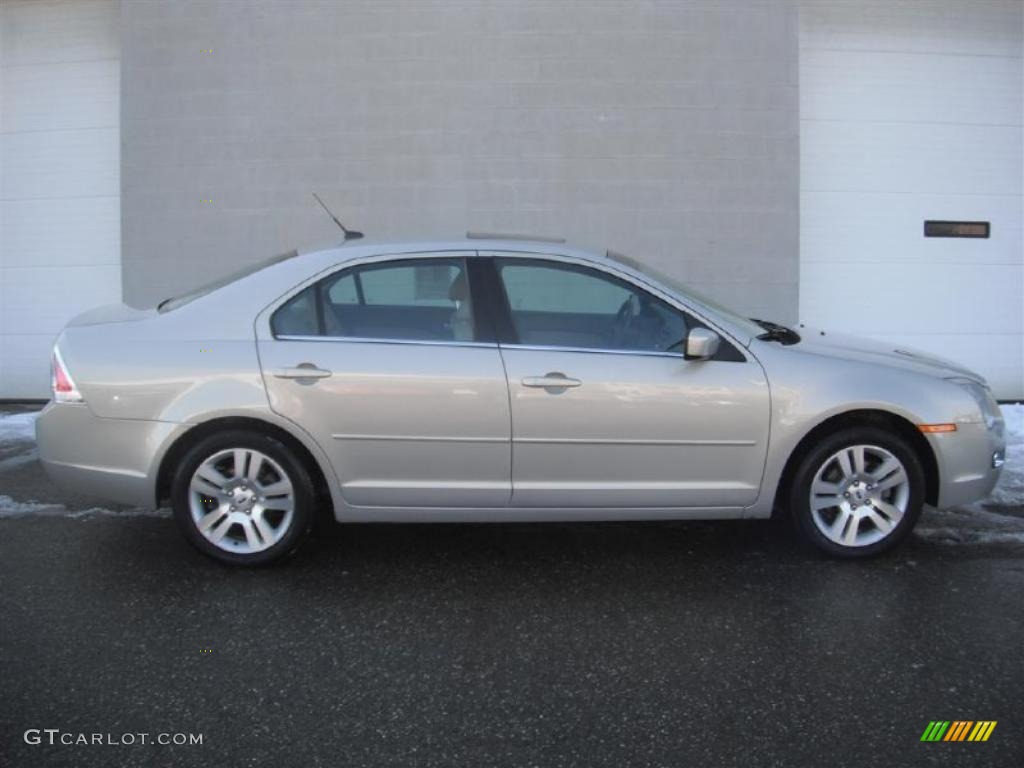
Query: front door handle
xmin=521 ymin=372 xmax=582 ymax=389
xmin=272 ymin=363 xmax=332 ymax=380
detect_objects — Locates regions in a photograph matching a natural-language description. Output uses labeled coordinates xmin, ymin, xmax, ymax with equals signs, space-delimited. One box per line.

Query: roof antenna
xmin=312 ymin=193 xmax=363 ymax=241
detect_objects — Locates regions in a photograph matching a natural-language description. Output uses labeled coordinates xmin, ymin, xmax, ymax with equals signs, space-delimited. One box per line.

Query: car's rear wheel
xmin=170 ymin=430 xmax=314 ymax=565
xmin=790 ymin=426 xmax=924 ymax=558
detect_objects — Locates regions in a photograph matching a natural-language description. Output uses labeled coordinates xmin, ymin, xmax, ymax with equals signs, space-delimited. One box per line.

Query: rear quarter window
xmin=271 ymin=286 xmax=318 ymax=336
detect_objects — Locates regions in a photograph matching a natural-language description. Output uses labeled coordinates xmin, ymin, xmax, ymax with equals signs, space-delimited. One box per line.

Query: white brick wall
xmin=0 ymin=0 xmax=122 ymax=398
xmin=799 ymin=0 xmax=1024 ymax=399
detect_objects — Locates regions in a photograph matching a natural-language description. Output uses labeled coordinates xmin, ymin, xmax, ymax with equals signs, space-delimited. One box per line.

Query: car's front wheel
xmin=170 ymin=430 xmax=315 ymax=565
xmin=790 ymin=427 xmax=925 ymax=558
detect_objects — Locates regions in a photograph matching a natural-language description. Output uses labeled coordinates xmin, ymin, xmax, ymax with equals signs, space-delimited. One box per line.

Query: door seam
xmin=495 ymin=344 xmax=516 ymax=508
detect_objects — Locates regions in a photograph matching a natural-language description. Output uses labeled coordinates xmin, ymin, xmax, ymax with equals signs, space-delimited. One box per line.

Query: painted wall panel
xmin=119 ymin=0 xmax=800 ymax=326
xmin=800 ymin=0 xmax=1024 ymax=398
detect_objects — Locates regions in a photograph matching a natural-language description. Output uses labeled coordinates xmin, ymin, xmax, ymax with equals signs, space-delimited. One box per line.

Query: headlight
xmin=947 ymin=377 xmax=1002 ymax=432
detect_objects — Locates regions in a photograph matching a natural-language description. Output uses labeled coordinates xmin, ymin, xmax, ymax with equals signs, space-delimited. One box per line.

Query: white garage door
xmin=0 ymin=0 xmax=121 ymax=398
xmin=800 ymin=0 xmax=1024 ymax=399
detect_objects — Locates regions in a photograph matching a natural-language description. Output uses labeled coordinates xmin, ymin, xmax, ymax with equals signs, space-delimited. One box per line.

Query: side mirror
xmin=684 ymin=328 xmax=721 ymax=360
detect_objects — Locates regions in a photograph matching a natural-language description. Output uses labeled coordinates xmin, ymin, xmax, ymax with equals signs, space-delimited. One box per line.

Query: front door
xmin=257 ymin=253 xmax=511 ymax=509
xmin=488 ymin=255 xmax=770 ymax=509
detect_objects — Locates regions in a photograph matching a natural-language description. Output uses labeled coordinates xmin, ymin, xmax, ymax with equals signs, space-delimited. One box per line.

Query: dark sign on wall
xmin=924 ymin=220 xmax=990 ymax=238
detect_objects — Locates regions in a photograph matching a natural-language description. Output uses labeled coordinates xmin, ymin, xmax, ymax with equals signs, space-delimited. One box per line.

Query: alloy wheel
xmin=188 ymin=448 xmax=295 ymax=554
xmin=808 ymin=444 xmax=910 ymax=548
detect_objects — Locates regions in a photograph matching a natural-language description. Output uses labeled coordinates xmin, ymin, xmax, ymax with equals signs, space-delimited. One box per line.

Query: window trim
xmin=312 ymin=281 xmax=326 ymax=335
xmin=500 ymin=342 xmax=687 ymax=360
xmin=274 ymin=334 xmax=497 ymax=349
xmin=270 ymin=254 xmax=493 ymax=346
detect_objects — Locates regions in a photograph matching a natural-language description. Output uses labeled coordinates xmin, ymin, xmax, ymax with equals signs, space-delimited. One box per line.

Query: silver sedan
xmin=36 ymin=236 xmax=1006 ymax=564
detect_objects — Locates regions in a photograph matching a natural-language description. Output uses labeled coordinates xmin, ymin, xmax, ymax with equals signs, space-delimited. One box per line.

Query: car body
xmin=36 ymin=236 xmax=1006 ymax=563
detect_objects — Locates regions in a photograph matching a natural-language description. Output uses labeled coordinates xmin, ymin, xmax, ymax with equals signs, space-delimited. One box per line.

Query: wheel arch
xmin=773 ymin=408 xmax=939 ymax=514
xmin=155 ymin=415 xmax=337 ymax=521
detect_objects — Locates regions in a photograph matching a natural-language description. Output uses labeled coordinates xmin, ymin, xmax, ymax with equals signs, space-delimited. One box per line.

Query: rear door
xmin=256 ymin=252 xmax=512 ymax=509
xmin=485 ymin=254 xmax=770 ymax=510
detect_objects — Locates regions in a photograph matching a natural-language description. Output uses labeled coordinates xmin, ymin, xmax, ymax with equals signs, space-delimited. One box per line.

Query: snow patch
xmin=0 ymin=495 xmax=170 ymax=519
xmin=0 ymin=450 xmax=38 ymax=471
xmin=0 ymin=411 xmax=38 ymax=443
xmin=914 ymin=526 xmax=1024 ymax=546
xmin=979 ymin=402 xmax=1023 ymax=508
xmin=0 ymin=496 xmax=63 ymax=516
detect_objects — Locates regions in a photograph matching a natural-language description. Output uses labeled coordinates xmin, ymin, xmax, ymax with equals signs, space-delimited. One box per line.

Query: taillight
xmin=51 ymin=347 xmax=84 ymax=403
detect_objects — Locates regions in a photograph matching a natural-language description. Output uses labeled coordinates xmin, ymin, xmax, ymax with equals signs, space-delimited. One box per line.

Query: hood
xmin=792 ymin=326 xmax=986 ymax=384
xmin=66 ymin=303 xmax=156 ymax=327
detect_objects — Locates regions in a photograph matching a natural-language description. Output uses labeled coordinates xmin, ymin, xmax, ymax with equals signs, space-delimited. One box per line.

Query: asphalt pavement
xmin=1 ymin=407 xmax=1023 ymax=767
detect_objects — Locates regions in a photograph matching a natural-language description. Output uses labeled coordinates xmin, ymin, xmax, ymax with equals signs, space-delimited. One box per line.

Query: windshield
xmin=605 ymin=251 xmax=765 ymax=338
xmin=158 ymin=250 xmax=299 ymax=312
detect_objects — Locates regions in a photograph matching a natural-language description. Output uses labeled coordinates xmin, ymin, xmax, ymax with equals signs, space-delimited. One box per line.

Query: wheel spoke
xmin=196 ymin=464 xmax=230 ymax=489
xmin=252 ymin=512 xmax=276 ymax=544
xmin=208 ymin=515 xmax=234 ymax=544
xmin=869 ymin=457 xmax=900 ymax=482
xmin=864 ymin=508 xmax=895 ymax=534
xmin=812 ymin=480 xmax=840 ymax=495
xmin=261 ymin=496 xmax=293 ymax=512
xmin=191 ymin=476 xmax=225 ymax=500
xmin=812 ymin=494 xmax=843 ymax=511
xmin=259 ymin=478 xmax=292 ymax=496
xmin=246 ymin=453 xmax=264 ymax=485
xmin=233 ymin=449 xmax=249 ymax=479
xmin=875 ymin=468 xmax=908 ymax=493
xmin=871 ymin=498 xmax=903 ymax=523
xmin=851 ymin=446 xmax=866 ymax=474
xmin=811 ymin=476 xmax=842 ymax=512
xmin=241 ymin=519 xmax=261 ymax=549
xmin=197 ymin=507 xmax=228 ymax=533
xmin=841 ymin=514 xmax=860 ymax=546
xmin=828 ymin=508 xmax=853 ymax=541
xmin=836 ymin=450 xmax=854 ymax=481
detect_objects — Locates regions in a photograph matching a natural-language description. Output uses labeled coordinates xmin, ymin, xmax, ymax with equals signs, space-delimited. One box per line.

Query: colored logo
xmin=921 ymin=721 xmax=997 ymax=742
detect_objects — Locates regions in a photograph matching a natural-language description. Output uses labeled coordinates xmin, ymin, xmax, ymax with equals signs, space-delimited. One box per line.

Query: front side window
xmin=496 ymin=258 xmax=688 ymax=353
xmin=272 ymin=257 xmax=476 ymax=343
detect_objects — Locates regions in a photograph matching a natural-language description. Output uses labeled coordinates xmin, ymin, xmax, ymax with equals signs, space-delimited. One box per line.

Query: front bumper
xmin=36 ymin=402 xmax=190 ymax=508
xmin=930 ymin=420 xmax=1006 ymax=508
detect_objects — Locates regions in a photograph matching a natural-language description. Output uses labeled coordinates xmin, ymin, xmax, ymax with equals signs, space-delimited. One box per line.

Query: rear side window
xmin=272 ymin=257 xmax=477 ymax=343
xmin=271 ymin=285 xmax=318 ymax=336
xmin=326 ymin=274 xmax=359 ymax=305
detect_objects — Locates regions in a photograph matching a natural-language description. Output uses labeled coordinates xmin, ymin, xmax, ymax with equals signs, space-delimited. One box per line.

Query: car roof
xmin=296 ymin=235 xmax=627 ymax=272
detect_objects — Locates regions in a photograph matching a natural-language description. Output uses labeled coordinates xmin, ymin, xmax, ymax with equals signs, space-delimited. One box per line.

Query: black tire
xmin=790 ymin=426 xmax=925 ymax=558
xmin=170 ymin=430 xmax=315 ymax=566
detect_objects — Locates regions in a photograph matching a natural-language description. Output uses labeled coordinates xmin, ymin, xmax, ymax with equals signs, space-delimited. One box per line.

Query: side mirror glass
xmin=685 ymin=328 xmax=720 ymax=360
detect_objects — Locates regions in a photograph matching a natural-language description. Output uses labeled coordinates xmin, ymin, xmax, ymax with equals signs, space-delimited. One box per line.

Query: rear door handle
xmin=272 ymin=364 xmax=332 ymax=380
xmin=521 ymin=372 xmax=582 ymax=389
